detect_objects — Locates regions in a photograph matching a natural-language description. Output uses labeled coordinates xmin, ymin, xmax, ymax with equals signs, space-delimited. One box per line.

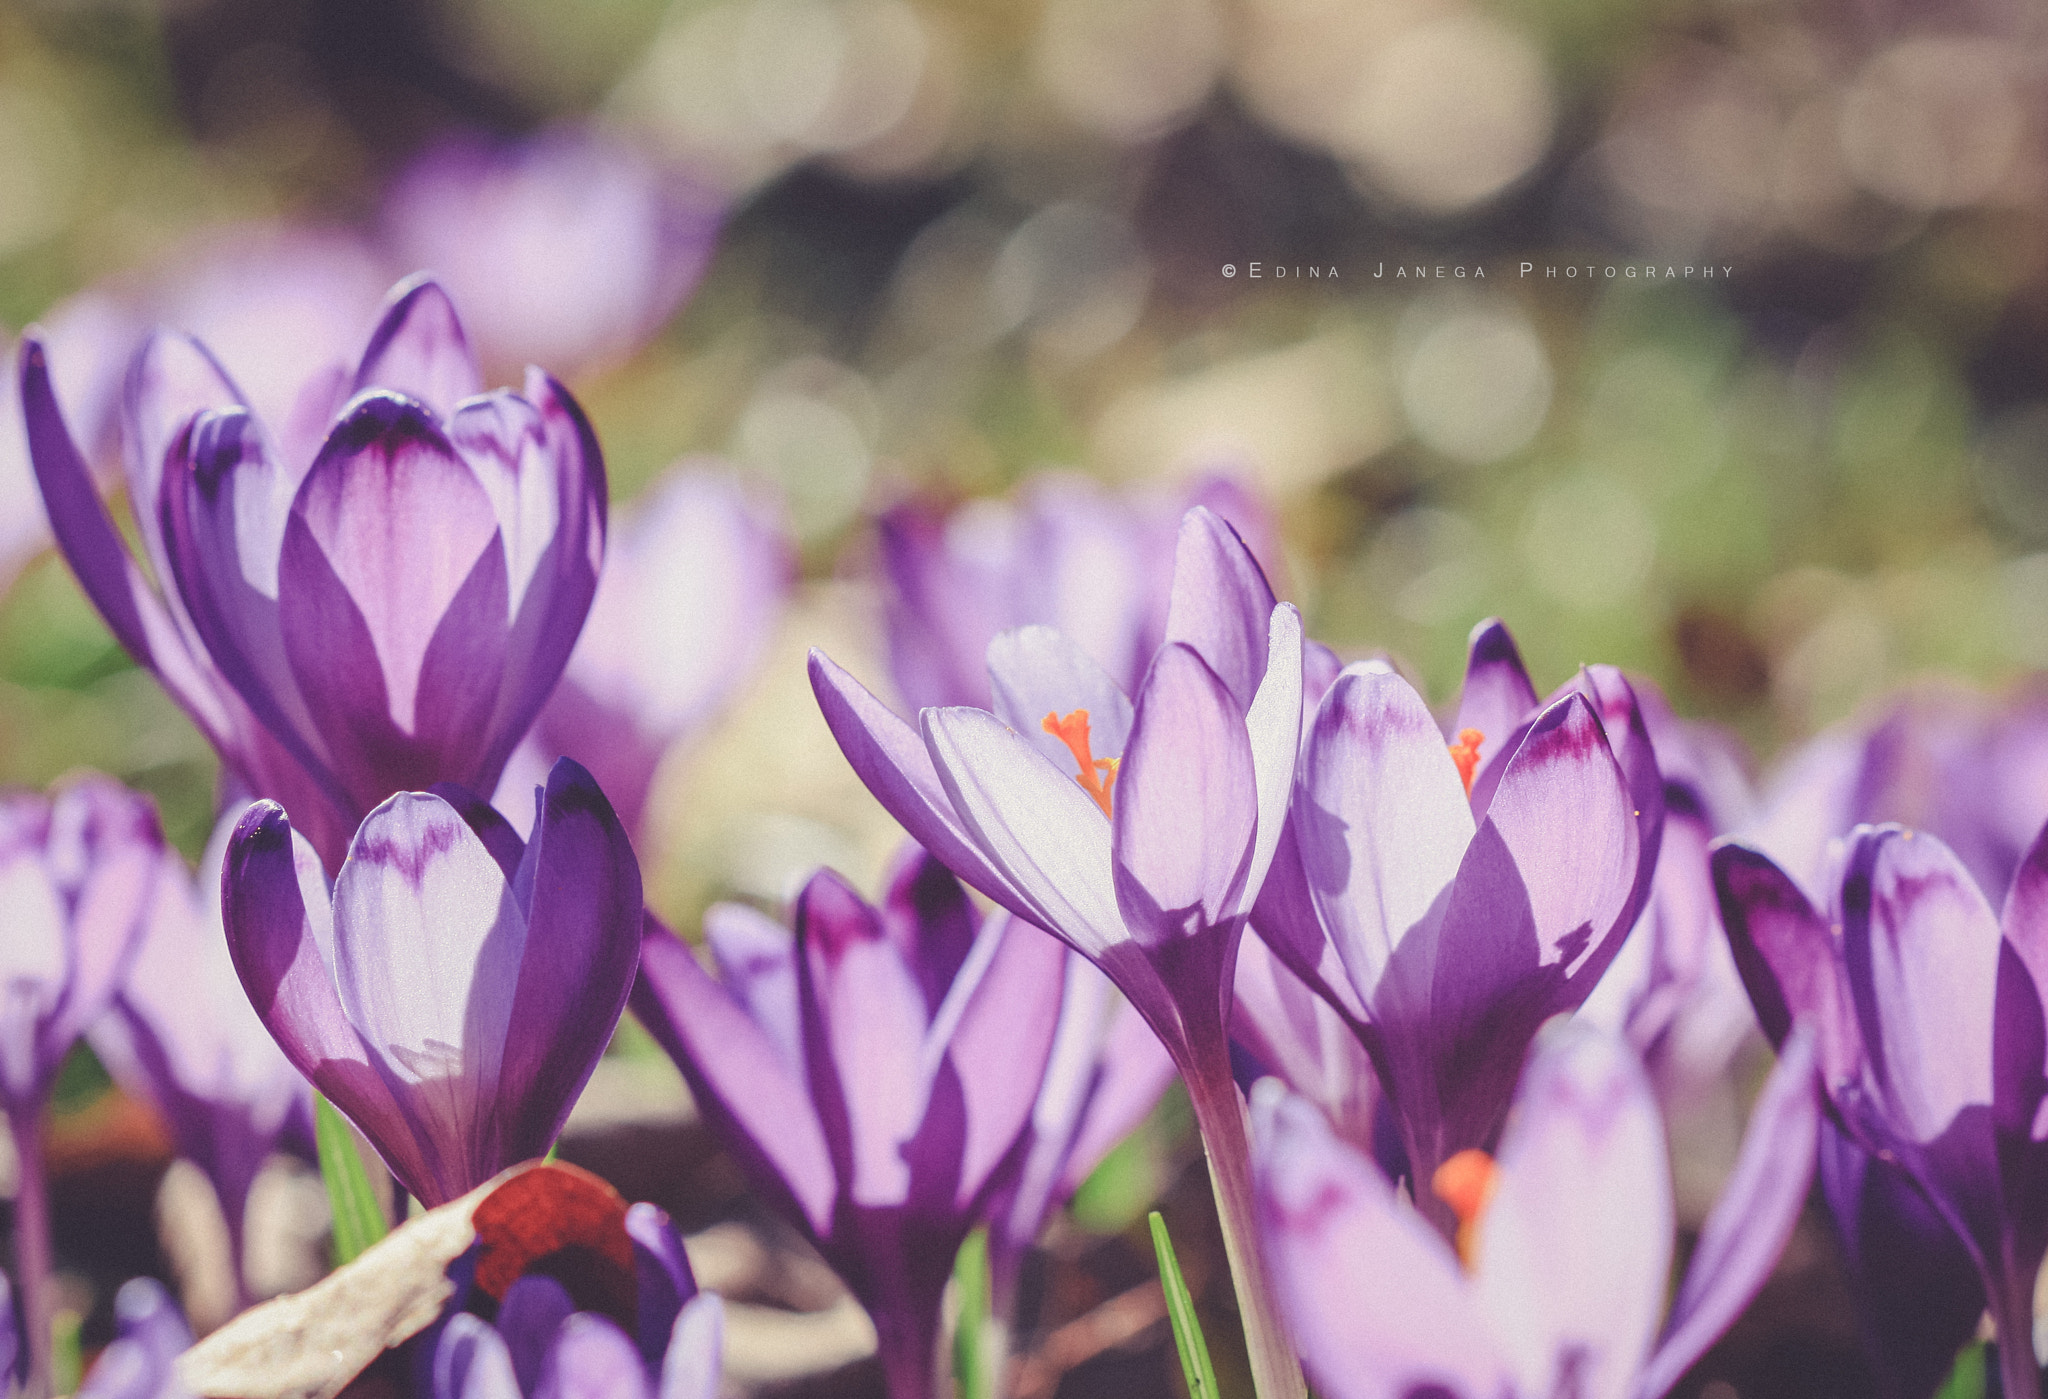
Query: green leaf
xmin=1935 ymin=1342 xmax=1987 ymax=1399
xmin=952 ymin=1226 xmax=993 ymax=1399
xmin=315 ymin=1093 xmax=389 ymax=1267
xmin=1150 ymin=1210 xmax=1220 ymax=1399
xmin=50 ymin=1307 xmax=80 ymax=1397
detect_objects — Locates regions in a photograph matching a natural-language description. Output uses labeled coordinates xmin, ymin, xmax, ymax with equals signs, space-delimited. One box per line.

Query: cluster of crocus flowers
xmin=631 ymin=850 xmax=1068 ymax=1399
xmin=20 ymin=275 xmax=609 ymax=869
xmin=813 ymin=506 xmax=1310 ymax=1397
xmin=221 ymin=757 xmax=643 ymax=1209
xmin=1714 ymin=819 xmax=2048 ymax=1397
xmin=1253 ymin=1019 xmax=1819 ymax=1399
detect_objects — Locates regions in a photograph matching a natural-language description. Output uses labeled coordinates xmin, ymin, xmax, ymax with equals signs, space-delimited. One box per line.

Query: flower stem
xmin=1183 ymin=1065 xmax=1306 ymax=1399
xmin=9 ymin=1108 xmax=53 ymax=1399
xmin=1995 ymin=1280 xmax=2041 ymax=1399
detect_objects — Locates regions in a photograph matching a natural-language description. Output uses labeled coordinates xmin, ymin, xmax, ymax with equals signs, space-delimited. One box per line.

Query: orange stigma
xmin=1431 ymin=1148 xmax=1499 ymax=1268
xmin=1042 ymin=709 xmax=1119 ymax=818
xmin=1448 ymin=728 xmax=1485 ymax=796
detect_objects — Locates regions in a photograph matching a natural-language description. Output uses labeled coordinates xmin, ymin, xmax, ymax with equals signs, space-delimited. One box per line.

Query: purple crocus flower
xmin=1253 ymin=1019 xmax=1820 ymax=1399
xmin=811 ymin=506 xmax=1308 ymax=1398
xmin=1259 ymin=643 xmax=1657 ymax=1216
xmin=220 ymin=757 xmax=642 ymax=1209
xmin=1232 ymin=926 xmax=1380 ymax=1153
xmin=494 ymin=464 xmax=792 ymax=840
xmin=0 ymin=778 xmax=163 ymax=1397
xmin=630 ymin=850 xmax=1067 ymax=1399
xmin=88 ymin=804 xmax=312 ymax=1309
xmin=1713 ymin=822 xmax=2048 ymax=1397
xmin=73 ymin=1278 xmax=195 ymax=1399
xmin=383 ymin=124 xmax=720 ymax=380
xmin=20 ymin=276 xmax=607 ymax=870
xmin=431 ymin=1197 xmax=721 ymax=1399
xmin=876 ymin=474 xmax=1281 ymax=711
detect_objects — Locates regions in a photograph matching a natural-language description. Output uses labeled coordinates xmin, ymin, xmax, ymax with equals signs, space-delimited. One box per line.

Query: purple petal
xmin=808 ymin=650 xmax=1036 ymax=923
xmin=658 ymin=1295 xmax=724 ymax=1399
xmin=1234 ymin=604 xmax=1305 ymax=926
xmin=1233 ymin=930 xmax=1378 ymax=1148
xmin=222 ymin=803 xmax=436 ymax=1200
xmin=930 ymin=911 xmax=1068 ymax=1206
xmin=1055 ymin=989 xmax=1178 ymax=1195
xmin=497 ymin=759 xmax=642 ymax=1164
xmin=703 ymin=902 xmax=802 ymax=1070
xmin=119 ymin=330 xmax=247 ymax=586
xmin=501 ymin=1274 xmax=576 ymax=1394
xmin=434 ymin=1313 xmax=522 ymax=1399
xmin=535 ymin=1314 xmax=653 ymax=1399
xmin=1420 ymin=694 xmax=1640 ymax=1152
xmin=1251 ymin=1081 xmax=1505 ymax=1399
xmin=1111 ymin=643 xmax=1257 ymax=947
xmin=796 ymin=868 xmax=935 ymax=1207
xmin=875 ymin=501 xmax=1010 ymax=712
xmin=627 ymin=1201 xmax=698 ymax=1367
xmin=921 ymin=705 xmax=1125 ymax=956
xmin=1451 ymin=618 xmax=1536 ymax=773
xmin=1296 ymin=665 xmax=1473 ymax=999
xmin=42 ymin=778 xmax=164 ymax=1063
xmin=1710 ymin=840 xmax=1864 ymax=1090
xmin=630 ymin=920 xmax=836 ymax=1237
xmin=353 ymin=277 xmax=483 ymax=418
xmin=330 ymin=791 xmax=524 ymax=1204
xmin=986 ymin=625 xmax=1134 ymax=774
xmin=1636 ymin=1027 xmax=1820 ymax=1397
xmin=1161 ymin=506 xmax=1276 ymax=710
xmin=1838 ymin=826 xmax=2000 ymax=1144
xmin=878 ymin=845 xmax=979 ymax=1017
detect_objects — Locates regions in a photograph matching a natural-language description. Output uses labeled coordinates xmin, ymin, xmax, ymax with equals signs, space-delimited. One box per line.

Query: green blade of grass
xmin=1935 ymin=1342 xmax=1986 ymax=1399
xmin=1150 ymin=1210 xmax=1220 ymax=1399
xmin=315 ymin=1092 xmax=388 ymax=1267
xmin=953 ymin=1226 xmax=992 ymax=1399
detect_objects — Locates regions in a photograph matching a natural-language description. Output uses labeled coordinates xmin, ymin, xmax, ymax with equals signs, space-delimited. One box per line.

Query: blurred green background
xmin=3 ymin=0 xmax=2046 ymax=893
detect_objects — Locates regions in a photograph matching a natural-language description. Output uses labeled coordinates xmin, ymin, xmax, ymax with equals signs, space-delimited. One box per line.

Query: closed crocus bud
xmin=221 ymin=758 xmax=642 ymax=1208
xmin=631 ymin=849 xmax=1067 ymax=1399
xmin=20 ymin=276 xmax=607 ymax=871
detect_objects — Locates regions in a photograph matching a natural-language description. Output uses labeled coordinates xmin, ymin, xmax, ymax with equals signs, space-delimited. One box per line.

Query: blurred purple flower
xmin=221 ymin=757 xmax=641 ymax=1209
xmin=1580 ymin=680 xmax=1759 ymax=1100
xmin=875 ymin=474 xmax=1281 ymax=711
xmin=73 ymin=1278 xmax=195 ymax=1399
xmin=0 ymin=778 xmax=163 ymax=1396
xmin=1253 ymin=1019 xmax=1819 ymax=1399
xmin=1231 ymin=926 xmax=1380 ymax=1153
xmin=88 ymin=804 xmax=312 ymax=1309
xmin=811 ymin=506 xmax=1308 ymax=1398
xmin=431 ymin=1199 xmax=721 ymax=1399
xmin=494 ymin=464 xmax=792 ymax=840
xmin=630 ymin=850 xmax=1067 ymax=1399
xmin=1713 ymin=822 xmax=2048 ymax=1398
xmin=1260 ymin=642 xmax=1656 ymax=1216
xmin=384 ymin=124 xmax=720 ymax=380
xmin=21 ymin=276 xmax=607 ymax=870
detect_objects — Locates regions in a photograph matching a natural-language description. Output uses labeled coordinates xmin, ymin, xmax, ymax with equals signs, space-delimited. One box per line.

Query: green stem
xmin=1183 ymin=1065 xmax=1306 ymax=1399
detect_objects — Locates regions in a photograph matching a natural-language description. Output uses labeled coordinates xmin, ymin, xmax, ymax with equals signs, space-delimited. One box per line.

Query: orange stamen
xmin=1448 ymin=728 xmax=1485 ymax=796
xmin=1431 ymin=1148 xmax=1499 ymax=1268
xmin=1042 ymin=709 xmax=1119 ymax=818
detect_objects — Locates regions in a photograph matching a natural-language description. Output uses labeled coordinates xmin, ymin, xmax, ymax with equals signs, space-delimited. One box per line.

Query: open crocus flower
xmin=0 ymin=778 xmax=163 ymax=1396
xmin=1713 ymin=821 xmax=2048 ymax=1398
xmin=495 ymin=464 xmax=792 ymax=840
xmin=630 ymin=851 xmax=1066 ymax=1399
xmin=221 ymin=758 xmax=641 ymax=1209
xmin=20 ymin=276 xmax=607 ymax=869
xmin=88 ymin=804 xmax=311 ymax=1309
xmin=812 ymin=506 xmax=1307 ymax=1398
xmin=1265 ymin=648 xmax=1657 ymax=1217
xmin=1254 ymin=1019 xmax=1820 ymax=1399
xmin=875 ymin=474 xmax=1280 ymax=711
xmin=428 ymin=1167 xmax=721 ymax=1399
